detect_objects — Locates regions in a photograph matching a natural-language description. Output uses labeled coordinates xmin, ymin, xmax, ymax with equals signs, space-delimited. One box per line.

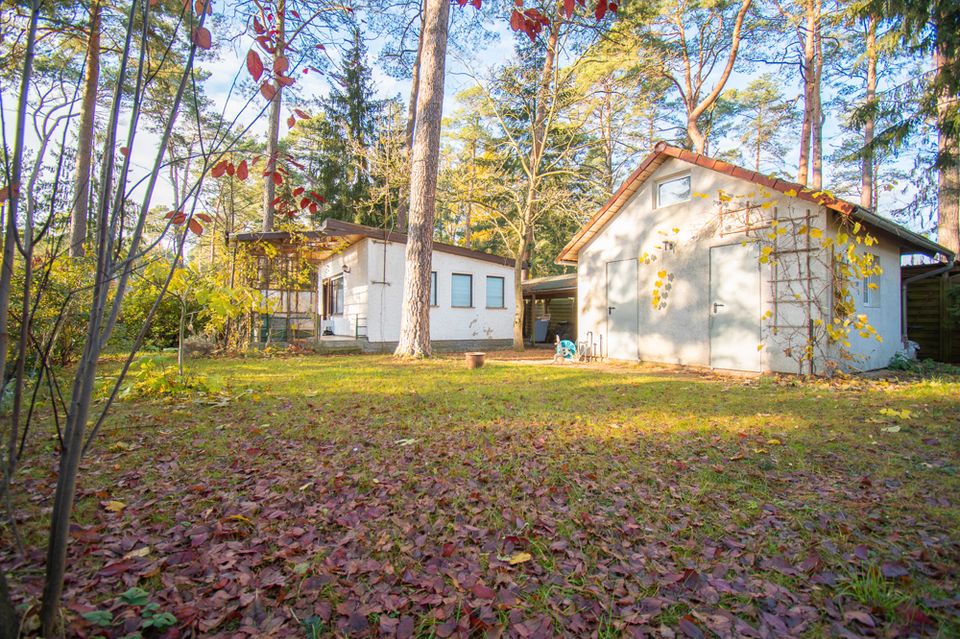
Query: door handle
xmin=608 ymin=306 xmax=616 ymax=315
xmin=713 ymin=302 xmax=725 ymax=313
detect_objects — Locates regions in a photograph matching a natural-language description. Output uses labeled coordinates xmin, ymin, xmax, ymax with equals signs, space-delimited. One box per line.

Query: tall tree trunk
xmin=797 ymin=0 xmax=816 ymax=186
xmin=512 ymin=257 xmax=524 ymax=349
xmin=936 ymin=45 xmax=959 ymax=255
xmin=861 ymin=14 xmax=877 ymax=209
xmin=465 ymin=135 xmax=474 ymax=247
xmin=688 ymin=113 xmax=706 ymax=154
xmin=261 ymin=0 xmax=285 ymax=232
xmin=397 ymin=3 xmax=425 ymax=231
xmin=70 ymin=0 xmax=101 ymax=257
xmin=394 ymin=0 xmax=449 ymax=357
xmin=810 ymin=2 xmax=824 ymax=191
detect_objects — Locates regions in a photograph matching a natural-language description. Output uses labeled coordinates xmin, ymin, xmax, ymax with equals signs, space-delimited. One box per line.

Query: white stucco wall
xmin=576 ymin=157 xmax=905 ymax=373
xmin=318 ymin=238 xmax=516 ymax=344
xmin=824 ymin=212 xmax=903 ymax=371
xmin=317 ymin=240 xmax=369 ymax=337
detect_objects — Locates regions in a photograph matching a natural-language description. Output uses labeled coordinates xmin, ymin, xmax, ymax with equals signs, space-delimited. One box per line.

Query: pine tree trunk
xmin=394 ymin=0 xmax=449 ymax=357
xmin=70 ymin=0 xmax=101 ymax=258
xmin=397 ymin=3 xmax=425 ymax=231
xmin=861 ymin=15 xmax=877 ymax=209
xmin=797 ymin=0 xmax=816 ymax=186
xmin=261 ymin=0 xmax=285 ymax=232
xmin=810 ymin=2 xmax=824 ymax=191
xmin=936 ymin=45 xmax=959 ymax=255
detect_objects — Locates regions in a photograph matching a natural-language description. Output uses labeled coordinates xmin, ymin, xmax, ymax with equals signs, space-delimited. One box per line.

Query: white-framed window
xmin=430 ymin=271 xmax=438 ymax=306
xmin=330 ymin=276 xmax=345 ymax=315
xmin=486 ymin=275 xmax=505 ymax=308
xmin=863 ymin=254 xmax=880 ymax=307
xmin=657 ymin=174 xmax=691 ymax=208
xmin=451 ymin=273 xmax=473 ymax=307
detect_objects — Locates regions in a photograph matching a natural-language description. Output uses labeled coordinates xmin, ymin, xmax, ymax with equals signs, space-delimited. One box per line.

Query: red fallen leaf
xmin=273 ymin=54 xmax=289 ymax=74
xmin=471 ymin=582 xmax=496 ymax=599
xmin=441 ymin=542 xmax=455 ymax=557
xmin=192 ymin=26 xmax=212 ymax=50
xmin=260 ymin=82 xmax=277 ymax=101
xmin=896 ymin=603 xmax=933 ymax=629
xmin=843 ymin=610 xmax=875 ymax=627
xmin=287 ymin=115 xmax=296 ymax=128
xmin=397 ymin=616 xmax=415 ymax=639
xmin=211 ymin=160 xmax=229 ymax=178
xmin=69 ymin=525 xmax=101 ymax=543
xmin=246 ymin=49 xmax=264 ymax=81
xmin=881 ymin=561 xmax=909 ymax=579
xmin=347 ymin=613 xmax=369 ymax=634
xmin=678 ymin=615 xmax=704 ymax=639
xmin=854 ymin=544 xmax=869 ymax=560
xmin=99 ymin=559 xmax=135 ymax=577
xmin=236 ymin=160 xmax=249 ymax=180
xmin=196 ymin=213 xmax=213 ymax=223
xmin=188 ymin=219 xmax=203 ymax=236
xmin=435 ymin=619 xmax=457 ymax=638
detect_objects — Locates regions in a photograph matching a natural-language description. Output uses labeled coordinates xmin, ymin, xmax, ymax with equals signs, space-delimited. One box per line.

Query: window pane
xmin=486 ymin=276 xmax=504 ymax=308
xmin=430 ymin=271 xmax=437 ymax=306
xmin=658 ymin=176 xmax=691 ymax=207
xmin=332 ymin=277 xmax=344 ymax=314
xmin=451 ymin=274 xmax=472 ymax=307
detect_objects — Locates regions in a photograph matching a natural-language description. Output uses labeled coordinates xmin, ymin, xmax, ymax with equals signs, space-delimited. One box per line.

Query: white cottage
xmin=558 ymin=142 xmax=954 ymax=374
xmin=314 ymin=219 xmax=516 ymax=351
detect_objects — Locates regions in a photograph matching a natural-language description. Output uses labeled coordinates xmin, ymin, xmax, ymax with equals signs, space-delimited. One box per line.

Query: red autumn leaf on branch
xmin=256 ymin=35 xmax=275 ymax=54
xmin=294 ymin=108 xmax=310 ymax=119
xmin=272 ymin=172 xmax=283 ymax=186
xmin=236 ymin=160 xmax=249 ymax=180
xmin=273 ymin=55 xmax=289 ymax=74
xmin=292 ymin=187 xmax=305 ymax=197
xmin=188 ymin=219 xmax=204 ymax=236
xmin=287 ymin=115 xmax=296 ymax=128
xmin=260 ymin=82 xmax=277 ymax=101
xmin=253 ymin=17 xmax=265 ymax=34
xmin=165 ymin=211 xmax=187 ymax=225
xmin=226 ymin=162 xmax=235 ymax=176
xmin=593 ymin=0 xmax=608 ymax=21
xmin=211 ymin=160 xmax=229 ymax=178
xmin=196 ymin=213 xmax=213 ymax=223
xmin=563 ymin=0 xmax=575 ymax=18
xmin=276 ymin=75 xmax=295 ymax=87
xmin=192 ymin=26 xmax=212 ymax=50
xmin=119 ymin=147 xmax=129 ymax=157
xmin=247 ymin=50 xmax=264 ymax=81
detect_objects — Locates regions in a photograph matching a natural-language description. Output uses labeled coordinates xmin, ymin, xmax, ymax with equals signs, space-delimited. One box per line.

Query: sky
xmin=1 ymin=5 xmax=937 ymax=242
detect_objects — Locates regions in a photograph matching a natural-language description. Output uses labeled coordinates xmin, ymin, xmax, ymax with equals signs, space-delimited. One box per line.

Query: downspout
xmin=901 ymin=251 xmax=956 ymax=347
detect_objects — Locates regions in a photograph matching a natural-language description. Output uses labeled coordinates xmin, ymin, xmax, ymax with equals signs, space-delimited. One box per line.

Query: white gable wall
xmin=577 ymin=157 xmax=903 ymax=373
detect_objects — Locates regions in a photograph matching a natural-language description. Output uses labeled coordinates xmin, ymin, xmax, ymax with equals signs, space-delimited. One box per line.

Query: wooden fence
xmin=903 ymin=263 xmax=960 ymax=363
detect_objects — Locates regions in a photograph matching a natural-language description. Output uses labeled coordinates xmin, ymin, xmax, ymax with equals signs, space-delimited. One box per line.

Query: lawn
xmin=3 ymin=353 xmax=959 ymax=638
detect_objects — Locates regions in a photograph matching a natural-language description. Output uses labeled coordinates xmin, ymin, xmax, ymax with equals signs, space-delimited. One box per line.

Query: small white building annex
xmin=315 ymin=219 xmax=516 ymax=351
xmin=558 ymin=143 xmax=955 ymax=374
